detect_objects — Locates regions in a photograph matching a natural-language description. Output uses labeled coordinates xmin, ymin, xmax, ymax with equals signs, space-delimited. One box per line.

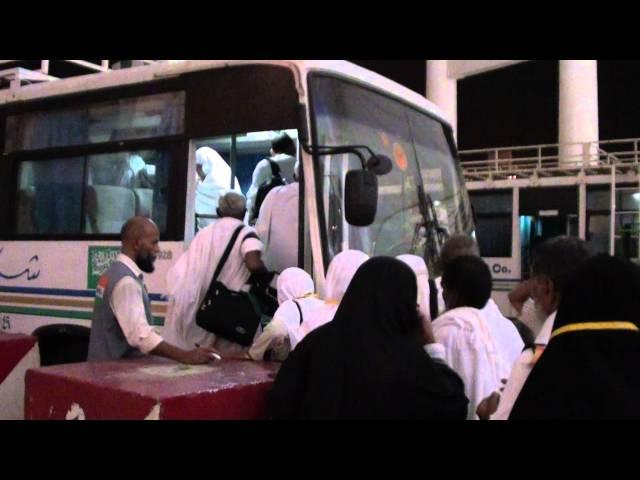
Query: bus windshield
xmin=309 ymin=74 xmax=473 ymax=276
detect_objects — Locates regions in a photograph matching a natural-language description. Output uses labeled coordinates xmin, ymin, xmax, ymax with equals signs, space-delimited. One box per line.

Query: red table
xmin=0 ymin=332 xmax=39 ymax=420
xmin=25 ymin=357 xmax=279 ymax=420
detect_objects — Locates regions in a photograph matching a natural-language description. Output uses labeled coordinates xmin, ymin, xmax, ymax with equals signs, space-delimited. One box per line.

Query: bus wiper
xmin=371 ymin=201 xmax=420 ymax=249
xmin=415 ymin=184 xmax=449 ymax=265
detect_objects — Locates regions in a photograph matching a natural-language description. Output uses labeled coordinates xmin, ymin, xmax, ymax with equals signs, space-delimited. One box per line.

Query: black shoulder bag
xmin=195 ymin=225 xmax=262 ymax=346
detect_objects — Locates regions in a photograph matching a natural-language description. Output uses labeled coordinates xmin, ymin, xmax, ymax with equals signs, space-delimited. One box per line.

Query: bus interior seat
xmin=85 ymin=185 xmax=136 ymax=233
xmin=136 ymin=167 xmax=155 ymax=189
xmin=32 ymin=324 xmax=91 ymax=366
xmin=134 ymin=188 xmax=154 ymax=217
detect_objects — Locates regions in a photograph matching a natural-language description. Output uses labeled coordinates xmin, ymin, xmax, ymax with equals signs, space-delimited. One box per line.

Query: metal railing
xmin=0 ymin=60 xmax=164 ymax=90
xmin=459 ymin=139 xmax=640 ymax=182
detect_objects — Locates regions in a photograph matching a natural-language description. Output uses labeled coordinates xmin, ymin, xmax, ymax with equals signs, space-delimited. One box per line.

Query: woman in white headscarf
xmin=396 ymin=254 xmax=432 ymax=322
xmin=246 ymin=250 xmax=370 ymax=361
xmin=288 ymin=249 xmax=370 ymax=349
xmin=323 ymin=250 xmax=370 ymax=303
xmin=195 ymin=147 xmax=241 ymax=229
xmin=248 ymin=267 xmax=324 ymax=361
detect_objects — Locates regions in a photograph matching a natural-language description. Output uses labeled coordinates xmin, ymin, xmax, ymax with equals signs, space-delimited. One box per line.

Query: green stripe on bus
xmin=0 ymin=305 xmax=92 ymax=320
xmin=0 ymin=306 xmax=165 ymax=326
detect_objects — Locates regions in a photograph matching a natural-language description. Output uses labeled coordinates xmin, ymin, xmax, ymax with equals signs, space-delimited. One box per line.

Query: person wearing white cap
xmin=163 ymin=191 xmax=266 ymax=355
xmin=195 ymin=147 xmax=241 ymax=229
xmin=247 ymin=267 xmax=324 ymax=361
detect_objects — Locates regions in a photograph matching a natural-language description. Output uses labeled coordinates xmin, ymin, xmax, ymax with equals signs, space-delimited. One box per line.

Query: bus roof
xmin=0 ymin=60 xmax=449 ymax=126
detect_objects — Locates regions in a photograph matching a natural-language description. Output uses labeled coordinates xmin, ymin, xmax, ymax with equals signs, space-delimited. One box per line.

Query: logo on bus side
xmin=87 ymin=247 xmax=120 ymax=289
xmin=87 ymin=247 xmax=173 ymax=289
xmin=0 ymin=248 xmax=40 ymax=281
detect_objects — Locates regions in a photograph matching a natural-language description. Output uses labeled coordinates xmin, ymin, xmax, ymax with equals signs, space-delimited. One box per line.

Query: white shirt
xmin=491 ymin=311 xmax=556 ymax=420
xmin=255 ymin=183 xmax=299 ymax=273
xmin=481 ymin=299 xmax=524 ymax=380
xmin=433 ymin=306 xmax=504 ymax=420
xmin=424 ymin=343 xmax=447 ymax=363
xmin=210 ymin=218 xmax=263 ymax=292
xmin=110 ymin=254 xmax=163 ymax=354
xmin=163 ymin=217 xmax=263 ymax=352
xmin=245 ymin=154 xmax=296 ymax=221
xmin=435 ymin=277 xmax=523 ymax=379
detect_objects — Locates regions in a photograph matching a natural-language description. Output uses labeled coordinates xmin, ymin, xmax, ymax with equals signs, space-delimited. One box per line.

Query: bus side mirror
xmin=344 ymin=155 xmax=392 ymax=227
xmin=345 ymin=170 xmax=378 ymax=227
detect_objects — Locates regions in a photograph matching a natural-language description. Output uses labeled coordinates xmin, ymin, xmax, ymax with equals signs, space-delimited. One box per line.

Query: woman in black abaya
xmin=510 ymin=254 xmax=640 ymax=420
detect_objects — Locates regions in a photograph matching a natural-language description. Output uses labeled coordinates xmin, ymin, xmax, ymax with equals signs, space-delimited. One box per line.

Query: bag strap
xmin=212 ymin=224 xmax=245 ymax=283
xmin=268 ymin=158 xmax=281 ymax=176
xmin=242 ymin=231 xmax=260 ymax=243
xmin=293 ymin=300 xmax=304 ymax=325
xmin=428 ymin=278 xmax=439 ymax=321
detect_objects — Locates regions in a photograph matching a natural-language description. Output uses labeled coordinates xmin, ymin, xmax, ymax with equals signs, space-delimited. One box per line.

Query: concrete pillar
xmin=559 ymin=60 xmax=599 ymax=166
xmin=426 ymin=60 xmax=458 ymax=140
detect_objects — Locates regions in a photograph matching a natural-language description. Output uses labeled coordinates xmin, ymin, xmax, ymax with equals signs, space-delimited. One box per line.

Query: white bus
xmin=0 ymin=60 xmax=474 ymax=335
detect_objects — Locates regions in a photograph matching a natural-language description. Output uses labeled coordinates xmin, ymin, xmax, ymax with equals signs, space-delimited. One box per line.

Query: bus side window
xmin=86 ymin=152 xmax=166 ymax=234
xmin=17 ymin=159 xmax=84 ymax=235
xmin=15 ymin=151 xmax=167 ymax=236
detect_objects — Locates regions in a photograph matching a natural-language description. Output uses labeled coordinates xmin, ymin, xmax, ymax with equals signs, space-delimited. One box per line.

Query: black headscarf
xmin=510 ymin=254 xmax=640 ymax=420
xmin=268 ymin=256 xmax=468 ymax=419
